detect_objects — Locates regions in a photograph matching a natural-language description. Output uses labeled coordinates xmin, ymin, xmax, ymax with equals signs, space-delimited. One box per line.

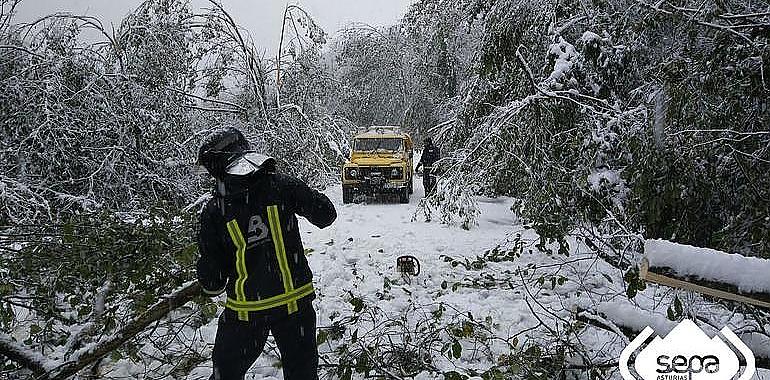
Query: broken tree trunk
xmin=642 ymin=239 xmax=770 ymax=309
xmin=0 ymin=281 xmax=202 ymax=380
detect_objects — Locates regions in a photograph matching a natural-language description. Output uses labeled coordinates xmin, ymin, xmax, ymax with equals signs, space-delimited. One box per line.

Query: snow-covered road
xmin=191 ymin=178 xmax=539 ymax=380
xmin=306 ymin=178 xmax=528 ymax=327
xmin=178 ymin=178 xmax=770 ymax=380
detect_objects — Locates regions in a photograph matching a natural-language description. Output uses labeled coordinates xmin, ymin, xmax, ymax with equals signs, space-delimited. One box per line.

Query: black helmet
xmin=197 ymin=126 xmax=250 ymax=179
xmin=424 ymin=137 xmax=433 ymax=145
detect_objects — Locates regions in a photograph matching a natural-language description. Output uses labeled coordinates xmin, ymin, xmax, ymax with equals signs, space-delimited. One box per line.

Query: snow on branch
xmin=0 ymin=281 xmax=202 ymax=380
xmin=0 ymin=335 xmax=53 ymax=377
xmin=634 ymin=0 xmax=756 ymax=44
xmin=514 ymin=44 xmax=617 ymax=117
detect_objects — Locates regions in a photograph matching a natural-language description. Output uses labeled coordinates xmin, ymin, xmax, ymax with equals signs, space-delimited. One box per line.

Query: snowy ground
xmin=180 ymin=178 xmax=544 ymax=379
xmin=101 ymin=176 xmax=769 ymax=380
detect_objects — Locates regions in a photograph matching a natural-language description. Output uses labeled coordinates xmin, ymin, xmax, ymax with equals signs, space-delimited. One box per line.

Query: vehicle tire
xmin=343 ymin=188 xmax=353 ymax=204
xmin=399 ymin=187 xmax=409 ymax=204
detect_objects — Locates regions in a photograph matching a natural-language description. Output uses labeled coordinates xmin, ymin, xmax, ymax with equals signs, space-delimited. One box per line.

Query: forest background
xmin=0 ymin=0 xmax=768 ymax=378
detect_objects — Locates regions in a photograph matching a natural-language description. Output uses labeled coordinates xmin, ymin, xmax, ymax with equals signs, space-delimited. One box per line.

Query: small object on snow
xmin=371 ymin=235 xmax=381 ymax=238
xmin=397 ymin=255 xmax=420 ymax=278
xmin=347 ymin=237 xmax=354 ymax=242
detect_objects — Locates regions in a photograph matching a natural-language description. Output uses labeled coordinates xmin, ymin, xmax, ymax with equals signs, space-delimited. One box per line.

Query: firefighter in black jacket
xmin=196 ymin=126 xmax=336 ymax=380
xmin=415 ymin=137 xmax=440 ymax=195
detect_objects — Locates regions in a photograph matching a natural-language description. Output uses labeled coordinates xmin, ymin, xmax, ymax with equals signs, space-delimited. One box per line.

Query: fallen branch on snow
xmin=0 ymin=281 xmax=202 ymax=380
xmin=642 ymin=239 xmax=770 ymax=309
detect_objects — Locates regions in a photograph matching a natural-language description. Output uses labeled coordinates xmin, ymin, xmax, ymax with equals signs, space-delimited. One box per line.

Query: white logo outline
xmin=619 ymin=320 xmax=756 ymax=380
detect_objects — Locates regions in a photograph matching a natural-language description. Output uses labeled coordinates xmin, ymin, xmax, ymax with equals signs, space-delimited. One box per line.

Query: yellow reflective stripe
xmin=226 ymin=220 xmax=249 ymax=321
xmin=225 ymin=282 xmax=314 ymax=312
xmin=267 ymin=205 xmax=298 ymax=314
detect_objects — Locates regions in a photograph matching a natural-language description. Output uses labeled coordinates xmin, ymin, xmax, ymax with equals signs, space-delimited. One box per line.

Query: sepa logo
xmin=620 ymin=320 xmax=755 ymax=380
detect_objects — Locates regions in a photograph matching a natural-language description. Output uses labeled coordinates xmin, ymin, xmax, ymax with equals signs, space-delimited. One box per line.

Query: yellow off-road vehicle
xmin=342 ymin=126 xmax=414 ymax=204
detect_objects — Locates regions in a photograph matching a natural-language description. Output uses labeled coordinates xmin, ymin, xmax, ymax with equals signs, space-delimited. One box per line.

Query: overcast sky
xmin=13 ymin=0 xmax=413 ymax=52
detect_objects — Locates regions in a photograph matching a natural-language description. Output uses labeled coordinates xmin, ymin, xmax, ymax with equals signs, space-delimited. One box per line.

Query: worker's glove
xmin=201 ymin=285 xmax=226 ymax=297
xmin=198 ymin=278 xmax=227 ymax=298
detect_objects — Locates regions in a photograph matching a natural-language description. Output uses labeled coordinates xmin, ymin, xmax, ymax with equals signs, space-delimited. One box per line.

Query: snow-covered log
xmin=0 ymin=335 xmax=52 ymax=376
xmin=0 ymin=281 xmax=202 ymax=380
xmin=642 ymin=239 xmax=770 ymax=309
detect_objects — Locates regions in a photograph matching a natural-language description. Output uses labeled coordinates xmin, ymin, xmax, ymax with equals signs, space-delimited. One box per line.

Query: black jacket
xmin=196 ymin=171 xmax=336 ymax=321
xmin=419 ymin=145 xmax=440 ymax=167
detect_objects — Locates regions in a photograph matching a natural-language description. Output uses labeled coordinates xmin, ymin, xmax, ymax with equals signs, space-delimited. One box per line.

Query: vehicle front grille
xmin=359 ymin=167 xmax=385 ymax=179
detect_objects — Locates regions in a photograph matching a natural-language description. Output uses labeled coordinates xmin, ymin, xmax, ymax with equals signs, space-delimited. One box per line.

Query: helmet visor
xmin=225 ymin=152 xmax=275 ymax=176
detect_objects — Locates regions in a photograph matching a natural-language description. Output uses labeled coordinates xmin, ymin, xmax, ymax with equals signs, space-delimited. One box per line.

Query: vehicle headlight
xmin=347 ymin=168 xmax=357 ymax=179
xmin=390 ymin=167 xmax=403 ymax=179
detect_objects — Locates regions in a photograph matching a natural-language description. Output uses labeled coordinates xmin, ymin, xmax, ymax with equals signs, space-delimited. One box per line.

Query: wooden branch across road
xmin=641 ymin=239 xmax=770 ymax=309
xmin=0 ymin=336 xmax=49 ymax=377
xmin=641 ymin=259 xmax=770 ymax=310
xmin=0 ymin=281 xmax=202 ymax=380
xmin=46 ymin=281 xmax=202 ymax=380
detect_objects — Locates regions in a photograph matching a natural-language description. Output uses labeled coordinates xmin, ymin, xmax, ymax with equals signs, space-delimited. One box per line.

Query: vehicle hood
xmin=348 ymin=152 xmax=405 ymax=166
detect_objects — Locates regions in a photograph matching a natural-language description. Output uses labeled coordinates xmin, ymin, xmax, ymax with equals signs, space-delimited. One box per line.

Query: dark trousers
xmin=423 ymin=166 xmax=436 ymax=194
xmin=210 ymin=301 xmax=318 ymax=380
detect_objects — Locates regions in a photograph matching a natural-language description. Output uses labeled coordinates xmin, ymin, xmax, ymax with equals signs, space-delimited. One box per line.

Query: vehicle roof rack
xmin=367 ymin=125 xmax=401 ymax=133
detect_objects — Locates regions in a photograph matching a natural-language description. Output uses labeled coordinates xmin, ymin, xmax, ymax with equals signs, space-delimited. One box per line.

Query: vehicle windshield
xmin=353 ymin=138 xmax=403 ymax=153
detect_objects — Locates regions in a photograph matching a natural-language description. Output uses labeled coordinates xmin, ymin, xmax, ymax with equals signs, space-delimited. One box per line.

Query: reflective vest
xmin=222 ymin=205 xmax=312 ymax=320
xmin=197 ymin=173 xmax=337 ymax=322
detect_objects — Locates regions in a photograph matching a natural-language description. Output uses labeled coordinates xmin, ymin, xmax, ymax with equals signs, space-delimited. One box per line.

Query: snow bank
xmin=596 ymin=301 xmax=676 ymax=335
xmin=645 ymin=239 xmax=770 ymax=294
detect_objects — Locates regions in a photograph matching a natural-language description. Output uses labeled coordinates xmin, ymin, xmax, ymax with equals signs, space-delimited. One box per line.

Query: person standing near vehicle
xmin=415 ymin=137 xmax=440 ymax=195
xmin=195 ymin=126 xmax=336 ymax=380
